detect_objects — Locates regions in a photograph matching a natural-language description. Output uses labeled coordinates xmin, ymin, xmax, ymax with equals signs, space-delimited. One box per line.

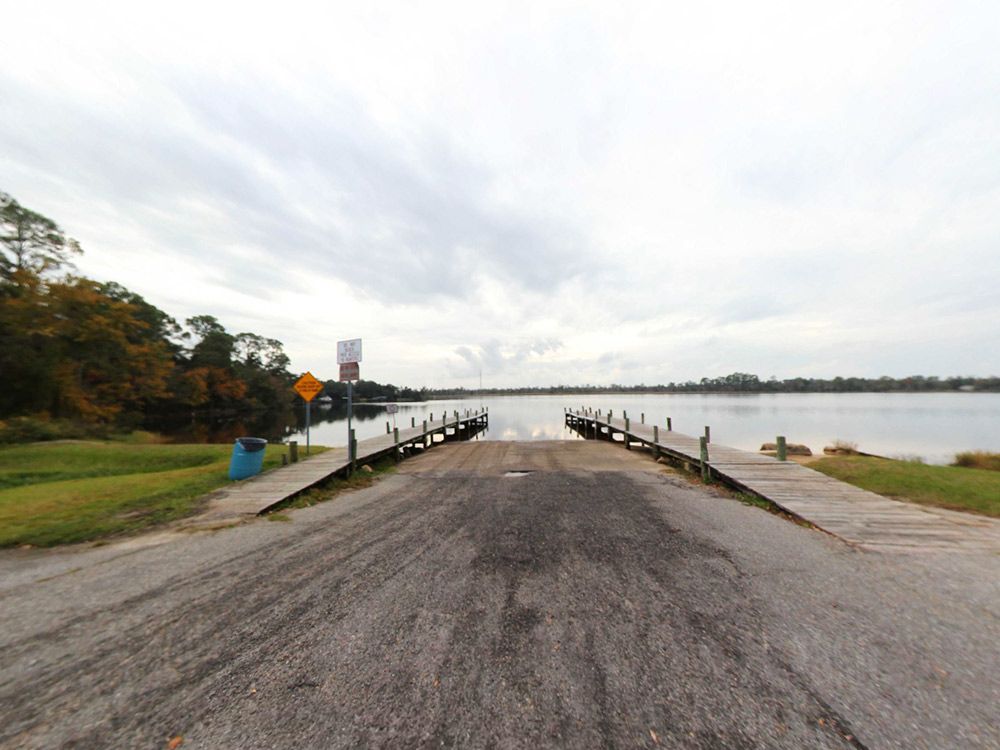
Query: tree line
xmin=421 ymin=372 xmax=998 ymax=398
xmin=0 ymin=191 xmax=296 ymax=435
xmin=318 ymin=370 xmax=1000 ymax=403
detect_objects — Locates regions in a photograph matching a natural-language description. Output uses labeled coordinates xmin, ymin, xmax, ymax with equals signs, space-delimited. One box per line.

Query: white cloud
xmin=1 ymin=0 xmax=998 ymax=385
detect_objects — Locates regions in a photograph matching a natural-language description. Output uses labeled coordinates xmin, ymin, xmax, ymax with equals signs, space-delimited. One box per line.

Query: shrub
xmin=0 ymin=416 xmax=109 ymax=444
xmin=953 ymin=452 xmax=1000 ymax=472
xmin=823 ymin=439 xmax=859 ymax=455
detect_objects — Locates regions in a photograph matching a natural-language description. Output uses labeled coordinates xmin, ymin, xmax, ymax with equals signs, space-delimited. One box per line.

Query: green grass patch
xmin=0 ymin=441 xmax=327 ymax=547
xmin=811 ymin=455 xmax=1000 ymax=517
xmin=733 ymin=491 xmax=775 ymax=511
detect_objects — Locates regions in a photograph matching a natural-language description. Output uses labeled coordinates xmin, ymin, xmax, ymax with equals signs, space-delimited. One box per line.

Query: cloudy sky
xmin=2 ymin=1 xmax=998 ymax=387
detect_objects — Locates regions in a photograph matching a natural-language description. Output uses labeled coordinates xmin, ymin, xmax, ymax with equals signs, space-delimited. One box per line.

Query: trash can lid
xmin=236 ymin=437 xmax=268 ymax=452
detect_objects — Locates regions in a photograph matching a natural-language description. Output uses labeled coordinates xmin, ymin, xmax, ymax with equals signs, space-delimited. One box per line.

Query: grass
xmin=811 ymin=455 xmax=1000 ymax=517
xmin=0 ymin=441 xmax=327 ymax=547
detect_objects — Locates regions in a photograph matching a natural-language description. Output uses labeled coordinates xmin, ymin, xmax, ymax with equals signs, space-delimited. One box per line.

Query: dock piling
xmin=289 ymin=441 xmax=299 ymax=463
xmin=700 ymin=437 xmax=710 ymax=482
xmin=777 ymin=436 xmax=787 ymax=461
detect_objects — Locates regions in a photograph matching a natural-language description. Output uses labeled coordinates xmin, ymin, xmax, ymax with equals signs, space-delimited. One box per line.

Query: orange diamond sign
xmin=293 ymin=371 xmax=324 ymax=402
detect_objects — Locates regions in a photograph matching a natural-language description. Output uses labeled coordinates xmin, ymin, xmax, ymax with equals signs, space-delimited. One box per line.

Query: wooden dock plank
xmin=204 ymin=411 xmax=488 ymax=518
xmin=566 ymin=410 xmax=1000 ymax=553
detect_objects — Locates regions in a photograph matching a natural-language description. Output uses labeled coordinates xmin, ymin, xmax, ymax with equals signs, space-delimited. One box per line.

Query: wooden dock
xmin=565 ymin=408 xmax=1000 ymax=553
xmin=197 ymin=409 xmax=488 ymax=520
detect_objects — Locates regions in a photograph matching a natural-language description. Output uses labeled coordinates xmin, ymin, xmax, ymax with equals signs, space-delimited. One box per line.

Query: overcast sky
xmin=2 ymin=1 xmax=998 ymax=387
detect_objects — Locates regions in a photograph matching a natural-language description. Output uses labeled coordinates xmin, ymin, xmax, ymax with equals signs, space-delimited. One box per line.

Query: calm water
xmin=287 ymin=393 xmax=1000 ymax=465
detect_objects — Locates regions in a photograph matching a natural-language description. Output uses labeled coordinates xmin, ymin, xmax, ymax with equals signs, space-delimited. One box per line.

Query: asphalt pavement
xmin=1 ymin=441 xmax=997 ymax=749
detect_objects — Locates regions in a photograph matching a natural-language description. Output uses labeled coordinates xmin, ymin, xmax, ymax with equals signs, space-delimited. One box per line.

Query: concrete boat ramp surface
xmin=2 ymin=441 xmax=998 ymax=749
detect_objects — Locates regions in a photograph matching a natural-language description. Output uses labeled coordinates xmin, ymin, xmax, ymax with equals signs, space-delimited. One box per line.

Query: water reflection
xmin=165 ymin=393 xmax=1000 ymax=465
xmin=289 ymin=392 xmax=1000 ymax=464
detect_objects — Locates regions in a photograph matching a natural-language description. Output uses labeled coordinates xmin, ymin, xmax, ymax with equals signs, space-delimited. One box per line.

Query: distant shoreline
xmin=414 ymin=389 xmax=998 ymax=400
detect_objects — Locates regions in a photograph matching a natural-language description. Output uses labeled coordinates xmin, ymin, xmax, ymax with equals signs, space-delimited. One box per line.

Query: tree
xmin=0 ymin=192 xmax=82 ymax=282
xmin=186 ymin=315 xmax=235 ymax=369
xmin=99 ymin=282 xmax=183 ymax=349
xmin=234 ymin=332 xmax=290 ymax=375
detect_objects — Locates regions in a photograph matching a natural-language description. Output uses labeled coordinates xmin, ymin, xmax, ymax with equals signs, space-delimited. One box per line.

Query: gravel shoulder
xmin=1 ymin=441 xmax=997 ymax=749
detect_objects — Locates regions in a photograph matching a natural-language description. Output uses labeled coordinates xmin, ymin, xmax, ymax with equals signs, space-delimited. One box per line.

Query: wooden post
xmin=423 ymin=420 xmax=428 ymax=448
xmin=386 ymin=421 xmax=391 ymax=434
xmin=281 ymin=453 xmax=288 ymax=466
xmin=777 ymin=436 xmax=787 ymax=461
xmin=667 ymin=417 xmax=672 ymax=431
xmin=653 ymin=425 xmax=660 ymax=457
xmin=623 ymin=410 xmax=627 ymax=421
xmin=704 ymin=425 xmax=711 ymax=444
xmin=641 ymin=412 xmax=645 ymax=424
xmin=700 ymin=437 xmax=710 ymax=482
xmin=289 ymin=441 xmax=299 ymax=463
xmin=393 ymin=427 xmax=400 ymax=463
xmin=411 ymin=416 xmax=415 ymax=428
xmin=349 ymin=429 xmax=356 ymax=474
xmin=430 ymin=412 xmax=434 ymax=421
xmin=624 ymin=417 xmax=631 ymax=449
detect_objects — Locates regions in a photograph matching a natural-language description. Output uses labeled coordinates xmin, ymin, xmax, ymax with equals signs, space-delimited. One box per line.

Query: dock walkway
xmin=566 ymin=409 xmax=1000 ymax=553
xmin=197 ymin=410 xmax=488 ymax=520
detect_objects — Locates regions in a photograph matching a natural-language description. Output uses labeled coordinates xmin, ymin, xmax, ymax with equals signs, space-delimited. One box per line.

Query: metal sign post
xmin=292 ymin=372 xmax=324 ymax=455
xmin=337 ymin=339 xmax=363 ymax=470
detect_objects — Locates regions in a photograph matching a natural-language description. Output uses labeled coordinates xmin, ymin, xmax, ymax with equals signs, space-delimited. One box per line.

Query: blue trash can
xmin=229 ymin=437 xmax=268 ymax=480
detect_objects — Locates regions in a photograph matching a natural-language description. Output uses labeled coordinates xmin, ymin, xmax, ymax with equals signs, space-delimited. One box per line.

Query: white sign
xmin=386 ymin=403 xmax=399 ymax=414
xmin=337 ymin=338 xmax=362 ymax=364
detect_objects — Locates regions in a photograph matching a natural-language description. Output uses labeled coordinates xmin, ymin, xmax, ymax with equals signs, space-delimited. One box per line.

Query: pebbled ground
xmin=0 ymin=441 xmax=997 ymax=749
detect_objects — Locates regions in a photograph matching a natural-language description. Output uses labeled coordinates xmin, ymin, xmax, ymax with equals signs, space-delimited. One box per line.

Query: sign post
xmin=337 ymin=339 xmax=362 ymax=472
xmin=292 ymin=372 xmax=324 ymax=454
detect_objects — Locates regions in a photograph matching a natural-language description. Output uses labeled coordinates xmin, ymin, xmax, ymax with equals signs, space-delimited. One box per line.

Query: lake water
xmin=288 ymin=393 xmax=1000 ymax=465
